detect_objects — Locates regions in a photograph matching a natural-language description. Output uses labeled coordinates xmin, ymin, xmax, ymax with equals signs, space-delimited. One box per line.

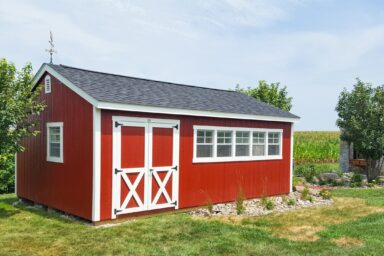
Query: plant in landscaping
xmin=336 ymin=78 xmax=384 ymax=181
xmin=206 ymin=201 xmax=213 ymax=214
xmin=236 ymin=189 xmax=245 ymax=215
xmin=260 ymin=196 xmax=275 ymax=210
xmin=319 ymin=189 xmax=332 ymax=200
xmin=301 ymin=187 xmax=311 ymax=201
xmin=287 ymin=198 xmax=296 ymax=206
xmin=351 ymin=172 xmax=363 ymax=187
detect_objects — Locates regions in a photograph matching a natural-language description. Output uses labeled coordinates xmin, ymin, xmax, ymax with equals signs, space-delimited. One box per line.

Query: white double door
xmin=112 ymin=117 xmax=179 ymax=218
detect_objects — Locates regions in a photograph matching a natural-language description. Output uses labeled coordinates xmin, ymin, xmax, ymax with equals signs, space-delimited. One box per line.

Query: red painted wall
xmin=100 ymin=110 xmax=291 ymax=221
xmin=17 ymin=73 xmax=94 ymax=220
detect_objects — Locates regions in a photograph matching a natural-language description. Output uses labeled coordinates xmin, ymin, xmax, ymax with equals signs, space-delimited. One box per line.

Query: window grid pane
xmin=196 ymin=130 xmax=214 ymax=158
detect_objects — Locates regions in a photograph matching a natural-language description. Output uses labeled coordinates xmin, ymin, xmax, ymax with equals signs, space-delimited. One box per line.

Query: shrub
xmin=301 ymin=187 xmax=311 ymax=200
xmin=265 ymin=200 xmax=275 ymax=210
xmin=351 ymin=172 xmax=363 ymax=187
xmin=287 ymin=198 xmax=296 ymax=206
xmin=236 ymin=190 xmax=245 ymax=215
xmin=206 ymin=202 xmax=213 ymax=214
xmin=319 ymin=189 xmax=332 ymax=199
xmin=260 ymin=196 xmax=275 ymax=210
xmin=282 ymin=195 xmax=288 ymax=203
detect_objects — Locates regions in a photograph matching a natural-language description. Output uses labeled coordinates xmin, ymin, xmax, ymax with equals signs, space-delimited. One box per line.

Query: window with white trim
xmin=235 ymin=131 xmax=250 ymax=156
xmin=217 ymin=131 xmax=232 ymax=157
xmin=252 ymin=132 xmax=265 ymax=156
xmin=47 ymin=122 xmax=63 ymax=163
xmin=193 ymin=126 xmax=283 ymax=163
xmin=45 ymin=75 xmax=51 ymax=93
xmin=196 ymin=130 xmax=213 ymax=158
xmin=268 ymin=132 xmax=281 ymax=156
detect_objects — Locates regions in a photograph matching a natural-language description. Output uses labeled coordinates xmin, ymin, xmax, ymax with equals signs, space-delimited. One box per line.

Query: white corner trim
xmin=92 ymin=107 xmax=101 ymax=222
xmin=46 ymin=122 xmax=64 ymax=163
xmin=100 ymin=102 xmax=299 ymax=123
xmin=289 ymin=123 xmax=294 ymax=193
xmin=192 ymin=125 xmax=283 ymax=163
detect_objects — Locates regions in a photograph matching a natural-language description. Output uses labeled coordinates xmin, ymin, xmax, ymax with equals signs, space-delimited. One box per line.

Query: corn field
xmin=294 ymin=131 xmax=340 ymax=164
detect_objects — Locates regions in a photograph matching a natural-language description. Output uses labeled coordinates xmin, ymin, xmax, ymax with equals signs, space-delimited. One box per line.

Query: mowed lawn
xmin=1 ymin=189 xmax=384 ymax=255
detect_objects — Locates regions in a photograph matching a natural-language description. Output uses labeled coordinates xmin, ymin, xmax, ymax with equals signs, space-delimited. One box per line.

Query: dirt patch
xmin=331 ymin=236 xmax=364 ymax=247
xmin=284 ymin=225 xmax=324 ymax=241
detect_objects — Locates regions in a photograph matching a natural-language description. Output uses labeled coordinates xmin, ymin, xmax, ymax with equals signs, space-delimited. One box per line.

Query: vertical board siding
xmin=100 ymin=110 xmax=291 ymax=220
xmin=17 ymin=72 xmax=94 ymax=220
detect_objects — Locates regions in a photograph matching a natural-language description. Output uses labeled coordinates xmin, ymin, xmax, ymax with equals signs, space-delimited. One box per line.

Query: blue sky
xmin=1 ymin=0 xmax=384 ymax=130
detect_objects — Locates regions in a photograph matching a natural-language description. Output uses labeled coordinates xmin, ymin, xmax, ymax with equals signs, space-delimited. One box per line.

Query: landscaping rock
xmin=318 ymin=172 xmax=339 ymax=182
xmin=189 ymin=188 xmax=333 ymax=218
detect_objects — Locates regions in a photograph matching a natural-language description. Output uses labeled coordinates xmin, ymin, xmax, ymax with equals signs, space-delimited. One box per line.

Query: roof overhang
xmin=33 ymin=64 xmax=300 ymax=123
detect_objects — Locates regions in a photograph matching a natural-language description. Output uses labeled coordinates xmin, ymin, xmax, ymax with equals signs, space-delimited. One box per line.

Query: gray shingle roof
xmin=47 ymin=64 xmax=299 ymax=120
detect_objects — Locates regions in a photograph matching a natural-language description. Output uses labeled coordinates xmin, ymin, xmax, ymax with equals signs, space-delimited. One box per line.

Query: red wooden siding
xmin=17 ymin=73 xmax=94 ymax=220
xmin=100 ymin=110 xmax=291 ymax=221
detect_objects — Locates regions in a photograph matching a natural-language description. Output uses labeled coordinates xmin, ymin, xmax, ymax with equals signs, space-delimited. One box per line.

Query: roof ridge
xmin=52 ymin=64 xmax=236 ymax=93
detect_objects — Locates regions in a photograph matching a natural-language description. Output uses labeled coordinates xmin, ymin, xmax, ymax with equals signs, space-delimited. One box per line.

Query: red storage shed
xmin=16 ymin=63 xmax=299 ymax=222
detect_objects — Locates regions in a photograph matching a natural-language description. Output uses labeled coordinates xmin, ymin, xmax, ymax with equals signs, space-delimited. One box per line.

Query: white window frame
xmin=193 ymin=125 xmax=283 ymax=163
xmin=195 ymin=129 xmax=214 ymax=158
xmin=216 ymin=130 xmax=233 ymax=157
xmin=45 ymin=75 xmax=51 ymax=94
xmin=46 ymin=122 xmax=64 ymax=163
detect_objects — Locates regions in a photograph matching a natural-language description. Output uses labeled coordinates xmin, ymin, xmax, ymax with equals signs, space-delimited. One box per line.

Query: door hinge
xmin=171 ymin=201 xmax=177 ymax=206
xmin=114 ymin=209 xmax=122 ymax=215
xmin=171 ymin=166 xmax=178 ymax=171
xmin=114 ymin=168 xmax=123 ymax=174
xmin=173 ymin=124 xmax=178 ymax=130
xmin=115 ymin=121 xmax=123 ymax=128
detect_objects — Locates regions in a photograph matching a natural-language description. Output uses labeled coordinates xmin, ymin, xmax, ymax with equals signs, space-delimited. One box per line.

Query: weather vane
xmin=45 ymin=31 xmax=57 ymax=64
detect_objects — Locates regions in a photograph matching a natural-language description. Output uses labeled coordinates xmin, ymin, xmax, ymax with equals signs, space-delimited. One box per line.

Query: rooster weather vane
xmin=45 ymin=31 xmax=57 ymax=64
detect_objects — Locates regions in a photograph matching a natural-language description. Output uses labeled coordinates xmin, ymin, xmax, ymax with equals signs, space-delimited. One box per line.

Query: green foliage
xmin=294 ymin=131 xmax=340 ymax=164
xmin=236 ymin=189 xmax=245 ymax=215
xmin=0 ymin=58 xmax=45 ymax=193
xmin=301 ymin=187 xmax=311 ymax=200
xmin=294 ymin=163 xmax=341 ymax=184
xmin=319 ymin=189 xmax=332 ymax=200
xmin=287 ymin=198 xmax=296 ymax=206
xmin=260 ymin=196 xmax=275 ymax=210
xmin=235 ymin=80 xmax=292 ymax=111
xmin=336 ymin=78 xmax=384 ymax=180
xmin=351 ymin=172 xmax=363 ymax=187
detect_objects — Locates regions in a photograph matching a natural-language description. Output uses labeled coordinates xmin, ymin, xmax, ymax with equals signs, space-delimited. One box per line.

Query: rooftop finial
xmin=45 ymin=30 xmax=57 ymax=64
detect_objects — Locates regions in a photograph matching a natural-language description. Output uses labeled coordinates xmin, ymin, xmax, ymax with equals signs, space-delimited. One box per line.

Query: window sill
xmin=192 ymin=155 xmax=283 ymax=163
xmin=47 ymin=157 xmax=64 ymax=163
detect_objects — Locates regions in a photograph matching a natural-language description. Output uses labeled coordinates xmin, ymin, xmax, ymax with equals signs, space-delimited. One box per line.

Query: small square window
xmin=47 ymin=122 xmax=63 ymax=163
xmin=196 ymin=130 xmax=214 ymax=158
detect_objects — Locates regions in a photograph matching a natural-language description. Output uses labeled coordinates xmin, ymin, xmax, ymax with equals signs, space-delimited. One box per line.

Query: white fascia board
xmin=32 ymin=64 xmax=98 ymax=106
xmin=97 ymin=102 xmax=300 ymax=123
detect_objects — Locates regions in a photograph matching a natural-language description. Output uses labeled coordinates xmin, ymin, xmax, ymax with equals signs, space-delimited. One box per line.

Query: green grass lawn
xmin=1 ymin=189 xmax=384 ymax=255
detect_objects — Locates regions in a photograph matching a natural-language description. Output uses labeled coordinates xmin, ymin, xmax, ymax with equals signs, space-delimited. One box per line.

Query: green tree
xmin=336 ymin=78 xmax=384 ymax=181
xmin=236 ymin=80 xmax=293 ymax=111
xmin=0 ymin=58 xmax=45 ymax=193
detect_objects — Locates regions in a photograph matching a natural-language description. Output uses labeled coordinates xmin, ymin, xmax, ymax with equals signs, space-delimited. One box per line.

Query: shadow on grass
xmin=0 ymin=194 xmax=86 ymax=224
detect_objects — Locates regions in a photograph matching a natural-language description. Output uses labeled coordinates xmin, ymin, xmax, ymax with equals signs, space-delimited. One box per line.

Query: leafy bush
xmin=301 ymin=187 xmax=311 ymax=200
xmin=319 ymin=189 xmax=332 ymax=199
xmin=260 ymin=197 xmax=275 ymax=210
xmin=265 ymin=200 xmax=275 ymax=210
xmin=287 ymin=199 xmax=296 ymax=206
xmin=351 ymin=172 xmax=363 ymax=187
xmin=294 ymin=163 xmax=341 ymax=184
xmin=0 ymin=156 xmax=15 ymax=194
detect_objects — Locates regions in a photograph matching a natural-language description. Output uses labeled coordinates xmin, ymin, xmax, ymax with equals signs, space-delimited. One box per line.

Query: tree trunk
xmin=366 ymin=158 xmax=383 ymax=181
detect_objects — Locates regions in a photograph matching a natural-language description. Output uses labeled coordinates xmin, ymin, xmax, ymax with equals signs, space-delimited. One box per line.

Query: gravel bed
xmin=189 ymin=191 xmax=333 ymax=217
